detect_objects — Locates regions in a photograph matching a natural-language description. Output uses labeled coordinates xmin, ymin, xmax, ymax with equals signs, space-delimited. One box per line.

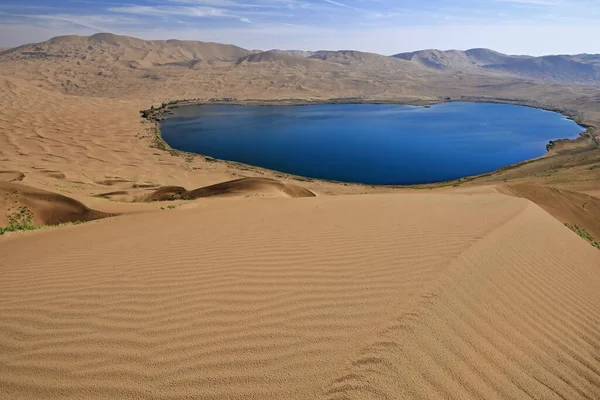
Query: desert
xmin=0 ymin=23 xmax=599 ymax=400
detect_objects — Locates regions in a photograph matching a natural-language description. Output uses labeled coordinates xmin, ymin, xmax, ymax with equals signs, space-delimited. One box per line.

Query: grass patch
xmin=564 ymin=223 xmax=600 ymax=249
xmin=0 ymin=206 xmax=86 ymax=236
xmin=0 ymin=206 xmax=35 ymax=235
xmin=0 ymin=220 xmax=86 ymax=235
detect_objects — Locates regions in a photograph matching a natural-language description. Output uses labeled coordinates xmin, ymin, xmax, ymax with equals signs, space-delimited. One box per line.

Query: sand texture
xmin=1 ymin=193 xmax=599 ymax=399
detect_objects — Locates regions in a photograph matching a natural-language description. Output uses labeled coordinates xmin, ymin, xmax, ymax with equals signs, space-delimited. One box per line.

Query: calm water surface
xmin=160 ymin=102 xmax=583 ymax=185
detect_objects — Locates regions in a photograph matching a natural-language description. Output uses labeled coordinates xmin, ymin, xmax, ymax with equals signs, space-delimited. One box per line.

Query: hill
xmin=394 ymin=48 xmax=600 ymax=85
xmin=394 ymin=48 xmax=483 ymax=70
xmin=0 ymin=35 xmax=423 ymax=97
xmin=4 ymin=33 xmax=251 ymax=65
xmin=483 ymin=55 xmax=600 ymax=85
xmin=571 ymin=53 xmax=600 ymax=66
xmin=393 ymin=48 xmax=533 ymax=70
xmin=235 ymin=50 xmax=331 ymax=68
xmin=309 ymin=50 xmax=418 ymax=70
xmin=0 ymin=32 xmax=253 ymax=94
xmin=269 ymin=49 xmax=316 ymax=58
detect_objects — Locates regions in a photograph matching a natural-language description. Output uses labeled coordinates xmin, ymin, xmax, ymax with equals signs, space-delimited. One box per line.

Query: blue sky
xmin=1 ymin=0 xmax=599 ymax=55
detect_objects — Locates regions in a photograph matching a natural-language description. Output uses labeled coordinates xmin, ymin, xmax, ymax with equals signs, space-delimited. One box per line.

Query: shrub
xmin=565 ymin=223 xmax=600 ymax=250
xmin=7 ymin=206 xmax=34 ymax=228
xmin=0 ymin=207 xmax=86 ymax=235
xmin=1 ymin=206 xmax=36 ymax=235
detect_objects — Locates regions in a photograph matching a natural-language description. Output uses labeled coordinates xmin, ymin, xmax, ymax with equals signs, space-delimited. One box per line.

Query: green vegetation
xmin=0 ymin=206 xmax=85 ymax=236
xmin=564 ymin=223 xmax=600 ymax=249
xmin=1 ymin=206 xmax=36 ymax=235
xmin=140 ymin=102 xmax=171 ymax=121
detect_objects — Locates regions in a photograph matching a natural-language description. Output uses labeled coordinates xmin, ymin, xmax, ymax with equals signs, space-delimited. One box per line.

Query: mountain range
xmin=393 ymin=48 xmax=600 ymax=85
xmin=1 ymin=33 xmax=600 ymax=87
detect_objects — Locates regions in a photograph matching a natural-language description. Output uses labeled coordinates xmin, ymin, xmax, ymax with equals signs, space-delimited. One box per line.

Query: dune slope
xmin=183 ymin=177 xmax=316 ymax=199
xmin=1 ymin=193 xmax=599 ymax=399
xmin=500 ymin=183 xmax=600 ymax=238
xmin=0 ymin=182 xmax=111 ymax=226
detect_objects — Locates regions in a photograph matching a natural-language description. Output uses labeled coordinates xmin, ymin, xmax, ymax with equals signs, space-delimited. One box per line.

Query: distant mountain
xmin=570 ymin=54 xmax=600 ymax=66
xmin=269 ymin=50 xmax=316 ymax=58
xmin=309 ymin=50 xmax=417 ymax=70
xmin=464 ymin=48 xmax=531 ymax=65
xmin=483 ymin=55 xmax=600 ymax=85
xmin=394 ymin=49 xmax=474 ymax=70
xmin=393 ymin=48 xmax=528 ymax=70
xmin=236 ymin=49 xmax=418 ymax=72
xmin=1 ymin=33 xmax=252 ymax=68
xmin=235 ymin=51 xmax=330 ymax=68
xmin=1 ymin=34 xmax=599 ymax=91
xmin=393 ymin=48 xmax=600 ymax=85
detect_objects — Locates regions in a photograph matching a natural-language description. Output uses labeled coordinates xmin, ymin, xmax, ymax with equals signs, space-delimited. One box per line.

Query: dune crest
xmin=135 ymin=177 xmax=315 ymax=201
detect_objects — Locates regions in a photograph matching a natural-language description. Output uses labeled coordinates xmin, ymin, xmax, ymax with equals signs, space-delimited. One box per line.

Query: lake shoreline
xmin=141 ymin=97 xmax=595 ymax=189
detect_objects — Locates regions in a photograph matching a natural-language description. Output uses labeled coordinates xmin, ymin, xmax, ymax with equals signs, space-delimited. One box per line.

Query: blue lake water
xmin=160 ymin=102 xmax=584 ymax=185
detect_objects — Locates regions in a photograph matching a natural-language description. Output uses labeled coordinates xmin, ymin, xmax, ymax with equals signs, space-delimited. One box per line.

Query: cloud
xmin=322 ymin=0 xmax=361 ymax=10
xmin=497 ymin=0 xmax=566 ymax=5
xmin=0 ymin=0 xmax=599 ymax=54
xmin=107 ymin=5 xmax=235 ymax=18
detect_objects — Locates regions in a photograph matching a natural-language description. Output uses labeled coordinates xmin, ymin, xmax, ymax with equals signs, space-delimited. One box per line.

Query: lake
xmin=160 ymin=102 xmax=584 ymax=185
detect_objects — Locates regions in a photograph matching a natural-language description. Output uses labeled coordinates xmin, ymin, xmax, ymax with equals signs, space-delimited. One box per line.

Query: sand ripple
xmin=1 ymin=193 xmax=599 ymax=399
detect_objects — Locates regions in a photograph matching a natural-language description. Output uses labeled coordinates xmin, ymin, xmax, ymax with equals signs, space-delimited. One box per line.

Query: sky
xmin=1 ymin=0 xmax=600 ymax=55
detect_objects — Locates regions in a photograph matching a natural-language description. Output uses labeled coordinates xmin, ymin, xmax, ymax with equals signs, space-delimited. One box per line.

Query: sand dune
xmin=0 ymin=171 xmax=25 ymax=182
xmin=0 ymin=73 xmax=400 ymax=210
xmin=0 ymin=182 xmax=111 ymax=226
xmin=501 ymin=183 xmax=600 ymax=238
xmin=6 ymin=33 xmax=251 ymax=65
xmin=310 ymin=50 xmax=419 ymax=70
xmin=236 ymin=51 xmax=332 ymax=68
xmin=92 ymin=178 xmax=316 ymax=202
xmin=179 ymin=177 xmax=315 ymax=199
xmin=1 ymin=193 xmax=599 ymax=399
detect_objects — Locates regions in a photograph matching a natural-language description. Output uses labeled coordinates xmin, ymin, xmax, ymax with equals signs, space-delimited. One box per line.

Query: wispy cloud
xmin=497 ymin=0 xmax=566 ymax=5
xmin=0 ymin=0 xmax=599 ymax=54
xmin=108 ymin=5 xmax=235 ymax=18
xmin=322 ymin=0 xmax=361 ymax=11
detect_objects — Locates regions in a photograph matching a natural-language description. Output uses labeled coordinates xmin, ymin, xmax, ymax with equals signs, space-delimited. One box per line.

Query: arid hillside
xmin=394 ymin=48 xmax=600 ymax=85
xmin=2 ymin=33 xmax=599 ymax=99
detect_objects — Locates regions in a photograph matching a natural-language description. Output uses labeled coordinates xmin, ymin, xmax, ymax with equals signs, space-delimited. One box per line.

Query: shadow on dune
xmin=138 ymin=177 xmax=316 ymax=202
xmin=0 ymin=182 xmax=112 ymax=226
xmin=500 ymin=183 xmax=600 ymax=239
xmin=0 ymin=170 xmax=25 ymax=182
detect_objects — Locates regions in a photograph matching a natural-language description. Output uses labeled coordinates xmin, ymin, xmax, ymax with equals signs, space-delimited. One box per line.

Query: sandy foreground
xmin=1 ymin=193 xmax=599 ymax=399
xmin=1 ymin=34 xmax=600 ymax=399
